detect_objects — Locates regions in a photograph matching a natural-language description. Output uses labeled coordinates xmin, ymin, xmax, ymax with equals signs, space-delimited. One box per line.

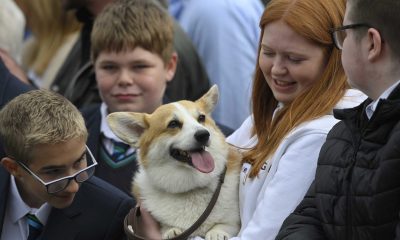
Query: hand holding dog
xmin=108 ymin=85 xmax=241 ymax=239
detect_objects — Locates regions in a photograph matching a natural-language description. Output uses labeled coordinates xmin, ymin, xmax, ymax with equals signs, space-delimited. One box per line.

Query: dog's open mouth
xmin=170 ymin=147 xmax=215 ymax=173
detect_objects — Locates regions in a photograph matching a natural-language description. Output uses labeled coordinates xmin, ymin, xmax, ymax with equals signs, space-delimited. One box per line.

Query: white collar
xmin=100 ymin=103 xmax=126 ymax=142
xmin=8 ymin=175 xmax=51 ymax=225
xmin=366 ymin=80 xmax=400 ymax=119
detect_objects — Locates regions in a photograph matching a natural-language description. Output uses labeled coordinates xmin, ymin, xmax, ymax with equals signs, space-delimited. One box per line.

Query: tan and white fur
xmin=107 ymin=85 xmax=241 ymax=239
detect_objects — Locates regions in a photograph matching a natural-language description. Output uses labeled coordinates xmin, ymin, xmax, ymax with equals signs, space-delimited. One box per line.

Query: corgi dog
xmin=107 ymin=85 xmax=241 ymax=239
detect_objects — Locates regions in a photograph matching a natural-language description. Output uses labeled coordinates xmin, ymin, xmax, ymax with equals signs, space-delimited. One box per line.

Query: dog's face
xmin=107 ymin=85 xmax=229 ymax=192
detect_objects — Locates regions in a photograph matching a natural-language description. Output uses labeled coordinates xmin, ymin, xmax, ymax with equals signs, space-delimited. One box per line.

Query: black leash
xmin=124 ymin=166 xmax=227 ymax=240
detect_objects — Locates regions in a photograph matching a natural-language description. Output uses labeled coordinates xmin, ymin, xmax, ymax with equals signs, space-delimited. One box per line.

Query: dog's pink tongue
xmin=190 ymin=151 xmax=215 ymax=173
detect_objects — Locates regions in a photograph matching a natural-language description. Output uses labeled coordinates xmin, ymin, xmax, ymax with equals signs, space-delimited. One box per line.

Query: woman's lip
xmin=272 ymin=79 xmax=297 ymax=92
xmin=273 ymin=79 xmax=295 ymax=86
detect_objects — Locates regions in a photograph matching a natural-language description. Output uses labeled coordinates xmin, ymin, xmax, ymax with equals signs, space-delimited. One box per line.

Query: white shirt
xmin=226 ymin=89 xmax=366 ymax=240
xmin=100 ymin=103 xmax=135 ymax=155
xmin=365 ymin=80 xmax=400 ymax=119
xmin=1 ymin=176 xmax=51 ymax=240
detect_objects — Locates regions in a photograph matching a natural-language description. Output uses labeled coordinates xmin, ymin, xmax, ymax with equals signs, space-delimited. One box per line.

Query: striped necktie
xmin=26 ymin=213 xmax=43 ymax=240
xmin=111 ymin=140 xmax=131 ymax=162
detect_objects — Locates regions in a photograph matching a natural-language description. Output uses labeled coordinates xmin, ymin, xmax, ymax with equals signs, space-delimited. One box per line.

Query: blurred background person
xmin=0 ymin=0 xmax=25 ymax=63
xmin=168 ymin=0 xmax=264 ymax=130
xmin=15 ymin=0 xmax=81 ymax=89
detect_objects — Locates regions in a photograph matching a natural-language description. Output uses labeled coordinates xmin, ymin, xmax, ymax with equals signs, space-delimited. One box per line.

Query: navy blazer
xmin=0 ymin=166 xmax=135 ymax=240
xmin=0 ymin=59 xmax=33 ymax=159
xmin=0 ymin=59 xmax=33 ymax=109
xmin=82 ymin=105 xmax=102 ymax=161
xmin=82 ymin=105 xmax=139 ymax=197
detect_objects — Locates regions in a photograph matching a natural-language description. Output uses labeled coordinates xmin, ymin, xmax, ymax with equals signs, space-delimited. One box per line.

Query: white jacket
xmin=226 ymin=89 xmax=366 ymax=240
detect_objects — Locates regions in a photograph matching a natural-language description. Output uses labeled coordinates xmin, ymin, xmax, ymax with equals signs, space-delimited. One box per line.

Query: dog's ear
xmin=197 ymin=84 xmax=219 ymax=113
xmin=107 ymin=112 xmax=148 ymax=146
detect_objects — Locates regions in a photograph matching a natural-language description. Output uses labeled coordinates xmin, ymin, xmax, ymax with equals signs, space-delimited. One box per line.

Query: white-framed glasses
xmin=16 ymin=145 xmax=98 ymax=194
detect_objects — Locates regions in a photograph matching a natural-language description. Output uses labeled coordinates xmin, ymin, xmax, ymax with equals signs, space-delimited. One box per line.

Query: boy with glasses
xmin=277 ymin=0 xmax=400 ymax=239
xmin=0 ymin=90 xmax=134 ymax=240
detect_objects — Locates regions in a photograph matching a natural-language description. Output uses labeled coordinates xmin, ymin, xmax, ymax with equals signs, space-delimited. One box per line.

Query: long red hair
xmin=244 ymin=0 xmax=347 ymax=178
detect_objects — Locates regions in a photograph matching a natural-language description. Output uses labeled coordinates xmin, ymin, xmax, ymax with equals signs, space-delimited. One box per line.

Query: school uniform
xmin=0 ymin=59 xmax=135 ymax=239
xmin=82 ymin=103 xmax=138 ymax=196
xmin=0 ymin=166 xmax=135 ymax=240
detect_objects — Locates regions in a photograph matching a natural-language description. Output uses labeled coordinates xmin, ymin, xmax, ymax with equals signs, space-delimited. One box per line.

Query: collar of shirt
xmin=366 ymin=80 xmax=400 ymax=119
xmin=100 ymin=103 xmax=126 ymax=142
xmin=8 ymin=176 xmax=51 ymax=225
xmin=100 ymin=103 xmax=135 ymax=155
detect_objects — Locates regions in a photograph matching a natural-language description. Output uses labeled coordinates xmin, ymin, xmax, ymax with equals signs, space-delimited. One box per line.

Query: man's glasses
xmin=16 ymin=146 xmax=98 ymax=194
xmin=331 ymin=23 xmax=372 ymax=50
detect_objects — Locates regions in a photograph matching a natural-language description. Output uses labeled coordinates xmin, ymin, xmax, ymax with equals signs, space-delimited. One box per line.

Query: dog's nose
xmin=194 ymin=129 xmax=210 ymax=145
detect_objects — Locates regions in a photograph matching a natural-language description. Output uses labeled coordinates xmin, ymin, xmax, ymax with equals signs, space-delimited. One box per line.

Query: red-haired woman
xmin=227 ymin=0 xmax=365 ymax=239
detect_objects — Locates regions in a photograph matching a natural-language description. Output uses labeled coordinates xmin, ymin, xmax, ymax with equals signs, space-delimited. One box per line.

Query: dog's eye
xmin=198 ymin=114 xmax=206 ymax=123
xmin=167 ymin=120 xmax=181 ymax=129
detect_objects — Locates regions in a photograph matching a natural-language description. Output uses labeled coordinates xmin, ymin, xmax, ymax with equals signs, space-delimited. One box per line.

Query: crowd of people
xmin=0 ymin=0 xmax=399 ymax=239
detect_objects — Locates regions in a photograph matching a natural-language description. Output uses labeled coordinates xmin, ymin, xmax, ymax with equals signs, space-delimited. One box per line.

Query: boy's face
xmin=1 ymin=137 xmax=88 ymax=209
xmin=94 ymin=47 xmax=177 ymax=114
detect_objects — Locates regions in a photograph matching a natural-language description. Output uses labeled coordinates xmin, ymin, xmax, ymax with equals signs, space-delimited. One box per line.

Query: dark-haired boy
xmin=277 ymin=0 xmax=400 ymax=239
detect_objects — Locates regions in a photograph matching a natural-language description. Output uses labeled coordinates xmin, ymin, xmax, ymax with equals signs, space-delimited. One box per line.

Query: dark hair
xmin=347 ymin=0 xmax=400 ymax=58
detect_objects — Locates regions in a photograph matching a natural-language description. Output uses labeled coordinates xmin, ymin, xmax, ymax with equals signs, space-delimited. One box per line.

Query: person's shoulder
xmin=0 ymin=60 xmax=34 ymax=108
xmin=226 ymin=115 xmax=254 ymax=146
xmin=81 ymin=176 xmax=134 ymax=202
xmin=291 ymin=115 xmax=339 ymax=137
xmin=80 ymin=103 xmax=101 ymax=119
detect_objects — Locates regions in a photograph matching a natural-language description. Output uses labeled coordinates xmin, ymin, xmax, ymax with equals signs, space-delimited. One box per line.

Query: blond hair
xmin=244 ymin=0 xmax=348 ymax=177
xmin=0 ymin=90 xmax=87 ymax=164
xmin=19 ymin=0 xmax=81 ymax=76
xmin=91 ymin=0 xmax=174 ymax=64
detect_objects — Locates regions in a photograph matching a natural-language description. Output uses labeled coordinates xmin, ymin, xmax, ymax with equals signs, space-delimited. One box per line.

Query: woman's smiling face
xmin=259 ymin=20 xmax=327 ymax=105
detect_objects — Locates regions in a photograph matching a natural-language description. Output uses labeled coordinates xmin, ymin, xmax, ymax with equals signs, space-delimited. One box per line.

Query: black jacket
xmin=276 ymin=84 xmax=400 ymax=240
xmin=0 ymin=167 xmax=134 ymax=240
xmin=82 ymin=105 xmax=139 ymax=197
xmin=0 ymin=59 xmax=33 ymax=159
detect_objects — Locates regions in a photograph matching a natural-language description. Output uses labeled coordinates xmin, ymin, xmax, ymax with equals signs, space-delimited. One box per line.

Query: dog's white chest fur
xmin=107 ymin=85 xmax=241 ymax=239
xmin=136 ymin=164 xmax=240 ymax=237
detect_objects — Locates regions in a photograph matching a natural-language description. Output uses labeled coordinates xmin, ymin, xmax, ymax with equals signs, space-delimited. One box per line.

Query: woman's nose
xmin=271 ymin=59 xmax=287 ymax=76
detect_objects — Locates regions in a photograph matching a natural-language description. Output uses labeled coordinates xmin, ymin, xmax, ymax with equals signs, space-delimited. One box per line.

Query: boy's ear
xmin=165 ymin=52 xmax=178 ymax=82
xmin=367 ymin=28 xmax=383 ymax=62
xmin=107 ymin=112 xmax=148 ymax=147
xmin=196 ymin=85 xmax=219 ymax=114
xmin=1 ymin=157 xmax=21 ymax=178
